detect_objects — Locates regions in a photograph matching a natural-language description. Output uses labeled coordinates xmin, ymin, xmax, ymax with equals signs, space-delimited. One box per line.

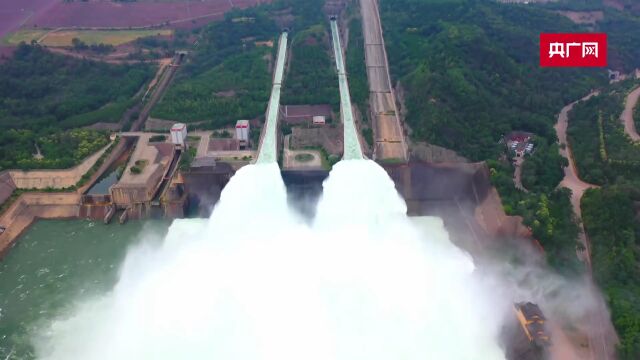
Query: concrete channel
xmin=257 ymin=32 xmax=288 ymax=164
xmin=330 ymin=19 xmax=364 ymax=160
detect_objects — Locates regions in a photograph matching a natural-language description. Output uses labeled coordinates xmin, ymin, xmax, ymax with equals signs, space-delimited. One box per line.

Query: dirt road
xmin=554 ymin=91 xmax=617 ymax=360
xmin=554 ymin=92 xmax=599 ymax=261
xmin=359 ymin=0 xmax=407 ymax=161
xmin=513 ymin=157 xmax=527 ymax=192
xmin=621 ymin=85 xmax=640 ymax=142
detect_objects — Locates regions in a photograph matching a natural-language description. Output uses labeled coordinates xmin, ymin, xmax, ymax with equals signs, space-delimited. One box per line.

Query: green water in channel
xmin=0 ymin=219 xmax=171 ymax=359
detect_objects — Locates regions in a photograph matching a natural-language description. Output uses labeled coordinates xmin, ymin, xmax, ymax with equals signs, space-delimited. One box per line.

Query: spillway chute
xmin=256 ymin=32 xmax=288 ymax=164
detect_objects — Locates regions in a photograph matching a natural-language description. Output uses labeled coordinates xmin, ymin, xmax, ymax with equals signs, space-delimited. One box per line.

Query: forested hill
xmin=380 ymin=0 xmax=608 ymax=161
xmin=152 ymin=0 xmax=337 ymax=126
xmin=0 ymin=44 xmax=154 ymax=130
xmin=378 ymin=1 xmax=640 ymax=357
xmin=0 ymin=43 xmax=153 ymax=170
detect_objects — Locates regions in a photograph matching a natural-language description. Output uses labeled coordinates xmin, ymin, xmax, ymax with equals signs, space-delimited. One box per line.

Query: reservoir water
xmin=0 ymin=220 xmax=171 ymax=359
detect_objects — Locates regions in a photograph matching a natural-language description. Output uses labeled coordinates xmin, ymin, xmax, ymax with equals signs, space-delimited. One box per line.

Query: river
xmin=0 ymin=220 xmax=171 ymax=359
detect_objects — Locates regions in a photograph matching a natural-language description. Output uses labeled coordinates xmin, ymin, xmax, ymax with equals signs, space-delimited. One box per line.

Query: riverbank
xmin=0 ymin=193 xmax=80 ymax=258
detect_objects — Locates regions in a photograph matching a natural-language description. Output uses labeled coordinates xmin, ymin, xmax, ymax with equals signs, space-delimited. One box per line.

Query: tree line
xmin=0 ymin=43 xmax=153 ymax=170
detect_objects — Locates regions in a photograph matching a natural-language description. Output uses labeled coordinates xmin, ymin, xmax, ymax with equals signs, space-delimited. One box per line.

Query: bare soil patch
xmin=555 ymin=11 xmax=604 ymax=25
xmin=25 ymin=0 xmax=266 ymax=29
xmin=0 ymin=0 xmax=58 ymax=39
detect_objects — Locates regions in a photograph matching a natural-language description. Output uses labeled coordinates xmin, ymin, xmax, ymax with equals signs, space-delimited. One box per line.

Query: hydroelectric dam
xmin=0 ymin=20 xmax=519 ymax=360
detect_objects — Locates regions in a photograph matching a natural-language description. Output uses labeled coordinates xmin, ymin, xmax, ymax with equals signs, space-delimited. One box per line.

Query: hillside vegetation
xmin=380 ymin=0 xmax=611 ymax=276
xmin=152 ymin=47 xmax=273 ymax=125
xmin=0 ymin=43 xmax=151 ymax=170
xmin=542 ymin=1 xmax=640 ymax=68
xmin=151 ymin=9 xmax=278 ymax=127
xmin=568 ymin=81 xmax=640 ymax=359
xmin=381 ymin=0 xmax=607 ymax=161
xmin=379 ymin=4 xmax=640 ymax=354
xmin=0 ymin=44 xmax=154 ymax=130
xmin=0 ymin=129 xmax=109 ymax=171
xmin=281 ymin=25 xmax=339 ymax=108
xmin=152 ymin=0 xmax=335 ymax=127
xmin=582 ymin=187 xmax=640 ymax=360
xmin=568 ymin=81 xmax=640 ymax=187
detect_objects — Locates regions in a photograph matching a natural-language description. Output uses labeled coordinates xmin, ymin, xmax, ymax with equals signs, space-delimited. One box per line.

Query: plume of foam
xmin=33 ymin=160 xmax=505 ymax=360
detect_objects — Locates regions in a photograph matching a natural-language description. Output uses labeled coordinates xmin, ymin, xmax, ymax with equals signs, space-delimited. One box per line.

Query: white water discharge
xmin=32 ymin=23 xmax=504 ymax=360
xmin=33 ymin=159 xmax=505 ymax=359
xmin=257 ymin=32 xmax=287 ymax=164
xmin=330 ymin=20 xmax=364 ymax=160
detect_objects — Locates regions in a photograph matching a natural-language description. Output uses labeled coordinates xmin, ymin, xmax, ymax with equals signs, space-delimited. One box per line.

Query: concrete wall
xmin=111 ymin=185 xmax=153 ymax=206
xmin=0 ymin=193 xmax=81 ymax=258
xmin=0 ymin=171 xmax=17 ymax=205
xmin=470 ymin=165 xmax=530 ymax=239
xmin=9 ymin=144 xmax=110 ymax=189
xmin=384 ymin=162 xmax=530 ymax=251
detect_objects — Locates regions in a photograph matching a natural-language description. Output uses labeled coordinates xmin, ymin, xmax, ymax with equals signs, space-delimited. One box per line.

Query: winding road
xmin=554 ymin=91 xmax=617 ymax=360
xmin=554 ymin=91 xmax=599 ymax=263
xmin=621 ymin=85 xmax=640 ymax=142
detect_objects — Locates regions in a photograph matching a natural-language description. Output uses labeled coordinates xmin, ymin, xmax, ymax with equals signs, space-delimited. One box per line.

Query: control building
xmin=235 ymin=120 xmax=250 ymax=148
xmin=171 ymin=123 xmax=187 ymax=148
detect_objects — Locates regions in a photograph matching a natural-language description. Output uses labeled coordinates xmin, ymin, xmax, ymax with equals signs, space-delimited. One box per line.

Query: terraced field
xmin=5 ymin=29 xmax=173 ymax=47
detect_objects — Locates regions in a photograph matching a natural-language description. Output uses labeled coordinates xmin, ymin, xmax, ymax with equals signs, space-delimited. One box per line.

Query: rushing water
xmin=19 ymin=160 xmax=505 ymax=360
xmin=0 ymin=220 xmax=171 ymax=359
xmin=1 ymin=22 xmax=506 ymax=360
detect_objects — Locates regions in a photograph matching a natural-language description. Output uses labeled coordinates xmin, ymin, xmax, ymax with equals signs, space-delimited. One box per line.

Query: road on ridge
xmin=360 ymin=0 xmax=407 ymax=161
xmin=554 ymin=91 xmax=617 ymax=360
xmin=554 ymin=92 xmax=599 ymax=263
xmin=621 ymin=85 xmax=640 ymax=142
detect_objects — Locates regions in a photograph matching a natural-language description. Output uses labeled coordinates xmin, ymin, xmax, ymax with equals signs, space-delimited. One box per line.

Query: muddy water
xmin=0 ymin=220 xmax=171 ymax=359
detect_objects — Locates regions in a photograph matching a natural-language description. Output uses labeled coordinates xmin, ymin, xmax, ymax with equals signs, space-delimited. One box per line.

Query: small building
xmin=235 ymin=120 xmax=250 ymax=148
xmin=608 ymin=70 xmax=621 ymax=81
xmin=312 ymin=116 xmax=326 ymax=125
xmin=254 ymin=40 xmax=274 ymax=48
xmin=282 ymin=104 xmax=333 ymax=125
xmin=504 ymin=131 xmax=534 ymax=157
xmin=170 ymin=123 xmax=187 ymax=148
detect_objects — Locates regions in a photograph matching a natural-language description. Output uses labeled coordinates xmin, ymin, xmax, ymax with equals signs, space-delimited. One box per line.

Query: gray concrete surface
xmin=360 ymin=0 xmax=408 ymax=161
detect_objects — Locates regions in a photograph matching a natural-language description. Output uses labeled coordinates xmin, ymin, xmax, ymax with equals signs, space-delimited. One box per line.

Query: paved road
xmin=192 ymin=131 xmax=213 ymax=158
xmin=132 ymin=53 xmax=182 ymax=132
xmin=360 ymin=0 xmax=407 ymax=161
xmin=554 ymin=91 xmax=617 ymax=360
xmin=621 ymin=85 xmax=640 ymax=142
